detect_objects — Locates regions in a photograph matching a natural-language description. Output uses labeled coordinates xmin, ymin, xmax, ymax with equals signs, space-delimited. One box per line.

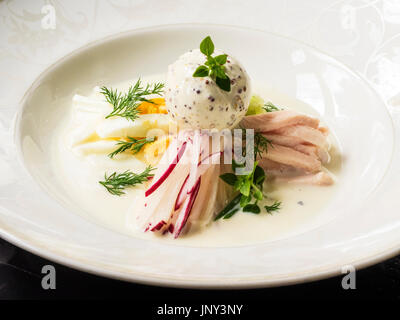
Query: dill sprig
xmin=216 ymin=129 xmax=281 ymax=220
xmin=108 ymin=136 xmax=156 ymax=158
xmin=263 ymin=101 xmax=281 ymax=112
xmin=240 ymin=127 xmax=272 ymax=159
xmin=264 ymin=201 xmax=282 ymax=214
xmin=254 ymin=132 xmax=273 ymax=159
xmin=101 ymin=79 xmax=164 ymax=121
xmin=99 ymin=166 xmax=155 ymax=196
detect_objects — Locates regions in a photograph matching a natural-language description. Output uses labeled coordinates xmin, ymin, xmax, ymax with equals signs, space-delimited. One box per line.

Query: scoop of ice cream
xmin=165 ymin=49 xmax=251 ymax=130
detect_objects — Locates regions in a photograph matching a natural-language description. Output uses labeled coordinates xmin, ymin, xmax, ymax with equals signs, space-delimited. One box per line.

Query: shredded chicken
xmin=240 ymin=110 xmax=334 ymax=185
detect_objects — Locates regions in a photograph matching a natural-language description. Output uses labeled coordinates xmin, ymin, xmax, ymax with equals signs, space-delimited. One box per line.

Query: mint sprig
xmin=216 ymin=161 xmax=268 ymax=219
xmin=193 ymin=36 xmax=231 ymax=92
xmin=216 ymin=159 xmax=282 ymax=220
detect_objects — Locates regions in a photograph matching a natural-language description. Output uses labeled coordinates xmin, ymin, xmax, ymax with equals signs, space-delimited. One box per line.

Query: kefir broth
xmin=51 ymin=75 xmax=341 ymax=247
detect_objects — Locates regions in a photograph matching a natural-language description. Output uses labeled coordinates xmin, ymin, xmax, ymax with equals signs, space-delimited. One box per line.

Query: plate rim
xmin=2 ymin=22 xmax=399 ymax=289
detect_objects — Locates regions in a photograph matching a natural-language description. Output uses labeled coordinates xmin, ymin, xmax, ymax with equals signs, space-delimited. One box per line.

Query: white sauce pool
xmin=51 ymin=74 xmax=341 ymax=247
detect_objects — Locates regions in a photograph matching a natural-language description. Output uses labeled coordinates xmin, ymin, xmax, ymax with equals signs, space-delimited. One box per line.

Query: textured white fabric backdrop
xmin=1 ymin=0 xmax=400 ymax=113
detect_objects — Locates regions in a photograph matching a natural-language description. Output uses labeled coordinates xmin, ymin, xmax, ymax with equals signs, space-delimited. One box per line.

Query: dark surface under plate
xmin=0 ymin=238 xmax=399 ymax=300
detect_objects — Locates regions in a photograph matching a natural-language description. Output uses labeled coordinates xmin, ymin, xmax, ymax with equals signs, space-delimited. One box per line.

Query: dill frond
xmin=99 ymin=166 xmax=155 ymax=196
xmin=254 ymin=132 xmax=273 ymax=159
xmin=108 ymin=136 xmax=156 ymax=158
xmin=101 ymin=79 xmax=164 ymax=121
xmin=264 ymin=201 xmax=282 ymax=214
xmin=263 ymin=101 xmax=280 ymax=112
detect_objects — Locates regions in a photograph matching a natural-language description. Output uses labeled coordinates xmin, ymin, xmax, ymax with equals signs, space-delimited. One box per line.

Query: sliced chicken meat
xmin=241 ymin=110 xmax=333 ymax=185
xmin=275 ymin=171 xmax=334 ymax=186
xmin=240 ymin=110 xmax=320 ymax=132
xmin=272 ymin=125 xmax=328 ymax=150
xmin=258 ymin=158 xmax=303 ymax=177
xmin=261 ymin=144 xmax=322 ymax=173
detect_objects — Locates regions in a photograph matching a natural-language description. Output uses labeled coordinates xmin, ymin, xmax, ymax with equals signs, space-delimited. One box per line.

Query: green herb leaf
xmin=243 ymin=204 xmax=261 ymax=214
xmin=223 ymin=208 xmax=240 ymax=219
xmin=215 ymin=54 xmax=228 ymax=65
xmin=214 ymin=67 xmax=227 ymax=79
xmin=193 ymin=65 xmax=209 ymax=77
xmin=253 ymin=188 xmax=263 ymax=201
xmin=217 ymin=158 xmax=282 ymax=221
xmin=254 ymin=165 xmax=266 ymax=186
xmin=239 ymin=179 xmax=251 ymax=197
xmin=216 ymin=76 xmax=231 ymax=92
xmin=205 ymin=56 xmax=216 ymax=67
xmin=264 ymin=201 xmax=282 ymax=214
xmin=200 ymin=36 xmax=214 ymax=56
xmin=232 ymin=159 xmax=244 ymax=172
xmin=254 ymin=132 xmax=273 ymax=159
xmin=240 ymin=194 xmax=252 ymax=207
xmin=99 ymin=166 xmax=155 ymax=196
xmin=214 ymin=194 xmax=241 ymax=220
xmin=193 ymin=36 xmax=231 ymax=92
xmin=219 ymin=173 xmax=237 ymax=186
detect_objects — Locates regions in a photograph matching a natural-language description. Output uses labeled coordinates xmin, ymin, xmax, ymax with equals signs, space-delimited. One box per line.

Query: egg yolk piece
xmin=138 ymin=98 xmax=167 ymax=114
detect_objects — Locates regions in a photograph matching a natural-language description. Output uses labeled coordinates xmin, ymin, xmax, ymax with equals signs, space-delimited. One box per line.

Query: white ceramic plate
xmin=1 ymin=24 xmax=400 ymax=288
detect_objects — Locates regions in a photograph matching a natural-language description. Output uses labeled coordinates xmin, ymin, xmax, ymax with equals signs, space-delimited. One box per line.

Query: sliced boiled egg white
xmin=68 ymin=95 xmax=113 ymax=146
xmin=72 ymin=94 xmax=112 ymax=115
xmin=96 ymin=114 xmax=175 ymax=139
xmin=69 ymin=93 xmax=175 ymax=160
xmin=72 ymin=139 xmax=119 ymax=156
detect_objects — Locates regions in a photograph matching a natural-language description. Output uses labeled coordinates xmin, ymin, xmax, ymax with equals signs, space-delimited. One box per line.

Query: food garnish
xmin=101 ymin=79 xmax=164 ymax=121
xmin=138 ymin=98 xmax=167 ymax=114
xmin=240 ymin=127 xmax=273 ymax=159
xmin=99 ymin=166 xmax=155 ymax=196
xmin=263 ymin=101 xmax=281 ymax=112
xmin=246 ymin=96 xmax=282 ymax=115
xmin=254 ymin=132 xmax=273 ymax=159
xmin=216 ymin=160 xmax=279 ymax=219
xmin=192 ymin=36 xmax=231 ymax=92
xmin=65 ymin=37 xmax=335 ymax=240
xmin=108 ymin=136 xmax=156 ymax=158
xmin=264 ymin=201 xmax=282 ymax=214
xmin=246 ymin=95 xmax=265 ymax=115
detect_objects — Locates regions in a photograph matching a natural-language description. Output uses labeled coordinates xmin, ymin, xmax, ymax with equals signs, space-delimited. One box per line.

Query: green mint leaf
xmin=215 ymin=54 xmax=227 ymax=65
xmin=232 ymin=159 xmax=244 ymax=172
xmin=205 ymin=56 xmax=216 ymax=67
xmin=253 ymin=188 xmax=263 ymax=201
xmin=216 ymin=75 xmax=231 ymax=92
xmin=243 ymin=204 xmax=261 ymax=214
xmin=240 ymin=194 xmax=251 ymax=207
xmin=194 ymin=37 xmax=231 ymax=92
xmin=214 ymin=66 xmax=227 ymax=79
xmin=223 ymin=208 xmax=240 ymax=219
xmin=239 ymin=179 xmax=251 ymax=197
xmin=214 ymin=194 xmax=241 ymax=220
xmin=200 ymin=36 xmax=214 ymax=56
xmin=219 ymin=173 xmax=237 ymax=186
xmin=193 ymin=65 xmax=209 ymax=77
xmin=254 ymin=165 xmax=266 ymax=186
